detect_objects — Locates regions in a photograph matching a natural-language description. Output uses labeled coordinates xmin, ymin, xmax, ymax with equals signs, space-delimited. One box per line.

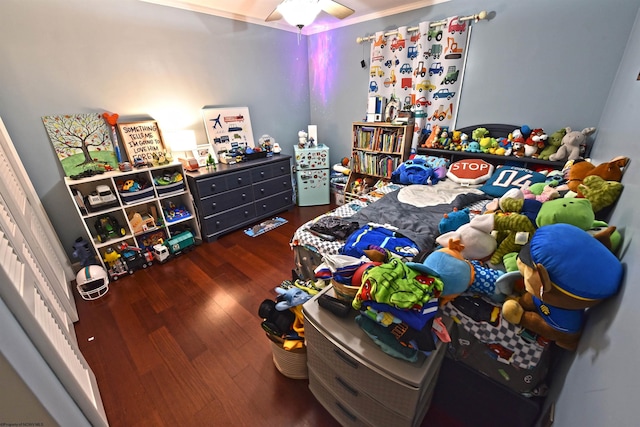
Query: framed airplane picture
xmin=201 ymin=106 xmax=255 ymax=158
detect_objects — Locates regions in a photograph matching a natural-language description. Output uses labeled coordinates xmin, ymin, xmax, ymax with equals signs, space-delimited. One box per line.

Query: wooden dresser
xmin=186 ymin=155 xmax=294 ymax=242
xmin=303 ymin=286 xmax=449 ymax=427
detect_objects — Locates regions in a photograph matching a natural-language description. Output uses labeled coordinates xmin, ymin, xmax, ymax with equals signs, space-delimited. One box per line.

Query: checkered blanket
xmin=291 ymin=199 xmax=371 ymax=255
xmin=442 ymin=296 xmax=548 ymax=370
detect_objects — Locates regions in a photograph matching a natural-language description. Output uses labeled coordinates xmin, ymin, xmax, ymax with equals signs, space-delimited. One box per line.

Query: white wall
xmin=0 ymin=0 xmax=312 ymax=258
xmin=550 ymin=7 xmax=640 ymax=426
xmin=310 ymin=0 xmax=640 ymax=163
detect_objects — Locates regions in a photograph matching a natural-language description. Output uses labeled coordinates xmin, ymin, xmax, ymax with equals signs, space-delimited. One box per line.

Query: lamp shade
xmin=278 ymin=0 xmax=321 ymax=28
xmin=163 ymin=130 xmax=197 ymax=154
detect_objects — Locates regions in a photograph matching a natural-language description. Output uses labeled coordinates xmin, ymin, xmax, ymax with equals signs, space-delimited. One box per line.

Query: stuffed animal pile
xmin=443 ymin=125 xmax=599 ymax=162
xmin=331 ymin=152 xmax=628 ymax=358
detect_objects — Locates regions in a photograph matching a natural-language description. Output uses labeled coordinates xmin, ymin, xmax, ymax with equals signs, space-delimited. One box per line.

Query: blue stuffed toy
xmin=275 ymin=287 xmax=312 ymax=311
xmin=391 ymin=157 xmax=439 ymax=185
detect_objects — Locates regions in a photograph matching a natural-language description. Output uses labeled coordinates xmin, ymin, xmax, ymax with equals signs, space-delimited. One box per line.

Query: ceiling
xmin=141 ymin=0 xmax=450 ymax=35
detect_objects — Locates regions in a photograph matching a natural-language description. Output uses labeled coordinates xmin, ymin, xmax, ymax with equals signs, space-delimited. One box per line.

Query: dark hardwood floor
xmin=74 ymin=204 xmax=343 ymax=427
xmin=73 ymin=204 xmax=450 ymax=427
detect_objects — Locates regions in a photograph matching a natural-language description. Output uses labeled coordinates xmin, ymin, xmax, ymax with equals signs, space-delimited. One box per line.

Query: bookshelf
xmin=346 ymin=121 xmax=414 ymax=200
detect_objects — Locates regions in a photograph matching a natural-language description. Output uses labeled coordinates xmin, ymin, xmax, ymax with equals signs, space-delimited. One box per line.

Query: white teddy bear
xmin=298 ymin=130 xmax=308 ymax=148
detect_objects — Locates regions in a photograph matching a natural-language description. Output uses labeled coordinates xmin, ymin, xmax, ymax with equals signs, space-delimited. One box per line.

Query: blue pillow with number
xmin=479 ymin=165 xmax=547 ymax=197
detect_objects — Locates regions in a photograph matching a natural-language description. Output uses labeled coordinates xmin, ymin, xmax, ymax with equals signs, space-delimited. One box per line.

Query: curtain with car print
xmin=368 ymin=16 xmax=470 ymax=149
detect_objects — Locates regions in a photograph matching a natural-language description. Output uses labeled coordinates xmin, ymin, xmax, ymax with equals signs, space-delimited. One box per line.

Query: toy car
xmin=416 ymin=97 xmax=432 ymax=107
xmin=416 ymin=80 xmax=436 ymax=92
xmin=433 ymin=88 xmax=456 ymax=100
xmin=87 ymin=185 xmax=118 ymax=211
xmin=95 ymin=215 xmax=127 ymax=243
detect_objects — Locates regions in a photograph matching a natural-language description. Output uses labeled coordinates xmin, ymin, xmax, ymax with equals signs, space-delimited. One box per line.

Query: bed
xmin=290 ymin=179 xmax=490 ymax=280
xmin=289 ymin=123 xmax=625 ymax=395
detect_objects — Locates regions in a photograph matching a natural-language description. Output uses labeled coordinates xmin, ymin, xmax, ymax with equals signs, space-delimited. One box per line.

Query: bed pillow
xmin=446 ymin=158 xmax=494 ymax=185
xmin=479 ymin=165 xmax=547 ymax=197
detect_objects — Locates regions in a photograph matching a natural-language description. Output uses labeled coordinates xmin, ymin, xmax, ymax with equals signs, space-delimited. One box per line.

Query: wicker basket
xmin=270 ymin=341 xmax=308 ymax=379
xmin=331 ymin=279 xmax=360 ymax=302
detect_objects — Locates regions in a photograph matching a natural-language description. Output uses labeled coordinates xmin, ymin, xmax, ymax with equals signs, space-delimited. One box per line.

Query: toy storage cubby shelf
xmin=345 ymin=121 xmax=414 ymax=201
xmin=64 ymin=162 xmax=201 ymax=272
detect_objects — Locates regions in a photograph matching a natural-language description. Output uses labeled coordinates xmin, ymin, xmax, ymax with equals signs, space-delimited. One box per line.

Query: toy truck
xmin=424 ymin=44 xmax=442 ymax=59
xmin=442 ymin=65 xmax=459 ymax=84
xmin=390 ymin=37 xmax=405 ymax=52
xmin=153 ymin=230 xmax=196 ymax=263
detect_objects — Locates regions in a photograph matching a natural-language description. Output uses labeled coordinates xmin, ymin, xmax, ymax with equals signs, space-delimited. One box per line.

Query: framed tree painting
xmin=42 ymin=113 xmax=118 ymax=177
xmin=201 ymin=106 xmax=255 ymax=158
xmin=116 ymin=120 xmax=166 ymax=164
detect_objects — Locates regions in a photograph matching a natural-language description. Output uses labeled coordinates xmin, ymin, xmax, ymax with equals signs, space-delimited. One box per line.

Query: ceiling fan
xmin=266 ymin=0 xmax=355 ymax=30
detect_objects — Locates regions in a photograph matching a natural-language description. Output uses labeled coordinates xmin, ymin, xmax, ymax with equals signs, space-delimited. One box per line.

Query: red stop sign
xmin=447 ymin=158 xmax=495 ymax=184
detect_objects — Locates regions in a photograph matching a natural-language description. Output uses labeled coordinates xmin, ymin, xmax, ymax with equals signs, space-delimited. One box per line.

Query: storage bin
xmin=270 ymin=341 xmax=308 ymax=379
xmin=155 ymin=180 xmax=185 ymax=196
xmin=331 ymin=183 xmax=345 ymax=206
xmin=244 ymin=151 xmax=268 ymax=161
xmin=119 ymin=186 xmax=155 ymax=204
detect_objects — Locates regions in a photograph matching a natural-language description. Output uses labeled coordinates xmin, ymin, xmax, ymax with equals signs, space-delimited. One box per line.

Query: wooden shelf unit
xmin=346 ymin=121 xmax=414 ymax=200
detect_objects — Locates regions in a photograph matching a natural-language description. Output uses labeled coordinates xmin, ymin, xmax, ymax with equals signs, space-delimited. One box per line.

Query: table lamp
xmin=164 ymin=130 xmax=199 ymax=171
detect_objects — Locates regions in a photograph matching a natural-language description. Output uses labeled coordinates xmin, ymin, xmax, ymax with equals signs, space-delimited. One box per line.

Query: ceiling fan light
xmin=278 ymin=0 xmax=322 ymax=28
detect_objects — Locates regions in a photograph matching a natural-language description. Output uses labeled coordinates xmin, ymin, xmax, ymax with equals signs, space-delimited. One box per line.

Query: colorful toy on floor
xmin=72 ymin=236 xmax=97 ymax=267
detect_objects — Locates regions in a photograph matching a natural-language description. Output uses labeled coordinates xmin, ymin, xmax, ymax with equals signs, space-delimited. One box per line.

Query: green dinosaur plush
xmin=578 ymin=175 xmax=624 ymax=213
xmin=472 ymin=127 xmax=489 ymax=141
xmin=535 ymin=198 xmax=595 ymax=230
xmin=538 ymin=128 xmax=567 ymax=160
xmin=489 ymin=213 xmax=536 ymax=265
xmin=502 ymin=252 xmax=519 ymax=272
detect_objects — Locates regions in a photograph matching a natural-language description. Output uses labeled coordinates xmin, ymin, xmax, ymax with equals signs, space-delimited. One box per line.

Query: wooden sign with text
xmin=117 ymin=120 xmax=165 ymax=163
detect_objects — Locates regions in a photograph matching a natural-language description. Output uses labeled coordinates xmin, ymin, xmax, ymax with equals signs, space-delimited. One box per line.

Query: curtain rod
xmin=356 ymin=10 xmax=488 ymax=44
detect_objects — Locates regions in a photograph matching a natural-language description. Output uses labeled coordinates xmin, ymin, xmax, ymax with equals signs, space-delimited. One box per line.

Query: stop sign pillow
xmin=446 ymin=158 xmax=495 ymax=185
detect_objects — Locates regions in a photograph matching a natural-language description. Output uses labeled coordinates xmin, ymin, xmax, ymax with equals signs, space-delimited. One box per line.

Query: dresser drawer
xmin=254 ymin=191 xmax=293 ymax=216
xmin=196 ymin=169 xmax=252 ymax=197
xmin=305 ymin=312 xmax=444 ymax=417
xmin=308 ymin=359 xmax=415 ymax=427
xmin=253 ymin=175 xmax=292 ymax=201
xmin=251 ymin=158 xmax=290 ymax=182
xmin=202 ymin=203 xmax=255 ymax=237
xmin=309 ymin=375 xmax=370 ymax=427
xmin=305 ymin=332 xmax=417 ymax=417
xmin=200 ymin=185 xmax=253 ymax=217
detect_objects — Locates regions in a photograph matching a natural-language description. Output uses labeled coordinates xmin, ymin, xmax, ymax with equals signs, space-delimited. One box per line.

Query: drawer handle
xmin=335 ymin=401 xmax=357 ymax=422
xmin=215 ymin=220 xmax=220 ymax=226
xmin=334 ymin=348 xmax=358 ymax=369
xmin=237 ymin=177 xmax=243 ymax=184
xmin=210 ymin=183 xmax=216 ymax=191
xmin=260 ymin=171 xmax=265 ymax=177
xmin=260 ymin=188 xmax=265 ymax=194
xmin=211 ymin=202 xmax=216 ymax=209
xmin=335 ymin=377 xmax=358 ymax=397
xmin=242 ymin=193 xmax=246 ymax=199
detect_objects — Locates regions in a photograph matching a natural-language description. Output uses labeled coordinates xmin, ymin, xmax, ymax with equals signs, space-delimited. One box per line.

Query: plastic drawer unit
xmin=303 ymin=286 xmax=450 ymax=427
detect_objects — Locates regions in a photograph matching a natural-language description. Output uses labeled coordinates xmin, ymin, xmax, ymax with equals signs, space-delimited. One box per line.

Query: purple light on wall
xmin=309 ymin=31 xmax=334 ymax=105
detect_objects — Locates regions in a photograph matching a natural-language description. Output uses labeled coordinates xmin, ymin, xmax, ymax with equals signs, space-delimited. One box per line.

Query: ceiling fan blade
xmin=319 ymin=0 xmax=354 ymax=19
xmin=265 ymin=6 xmax=283 ymax=22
